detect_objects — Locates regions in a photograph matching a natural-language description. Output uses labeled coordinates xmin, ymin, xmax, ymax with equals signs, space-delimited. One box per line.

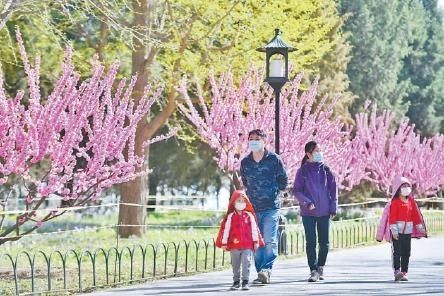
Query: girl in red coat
xmin=389 ymin=176 xmax=427 ymax=281
xmin=216 ymin=190 xmax=264 ymax=290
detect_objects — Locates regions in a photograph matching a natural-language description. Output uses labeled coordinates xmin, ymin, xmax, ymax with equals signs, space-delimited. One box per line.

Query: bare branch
xmin=0 ymin=0 xmax=24 ymax=30
xmin=145 ymin=11 xmax=198 ymax=139
xmin=194 ymin=1 xmax=240 ymax=43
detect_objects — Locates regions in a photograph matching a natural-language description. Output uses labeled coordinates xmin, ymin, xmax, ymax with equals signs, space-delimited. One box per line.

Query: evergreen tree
xmin=339 ymin=0 xmax=419 ymax=116
xmin=315 ymin=3 xmax=355 ymax=124
xmin=402 ymin=0 xmax=444 ymax=135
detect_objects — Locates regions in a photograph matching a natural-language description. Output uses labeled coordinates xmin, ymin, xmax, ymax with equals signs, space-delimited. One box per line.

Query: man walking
xmin=240 ymin=129 xmax=288 ymax=284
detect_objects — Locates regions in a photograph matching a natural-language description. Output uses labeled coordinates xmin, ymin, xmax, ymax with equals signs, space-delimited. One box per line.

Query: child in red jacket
xmin=216 ymin=190 xmax=264 ymax=290
xmin=389 ymin=176 xmax=427 ymax=281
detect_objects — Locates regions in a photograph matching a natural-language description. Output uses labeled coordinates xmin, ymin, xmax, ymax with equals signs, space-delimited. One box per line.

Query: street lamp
xmin=257 ymin=29 xmax=295 ymax=155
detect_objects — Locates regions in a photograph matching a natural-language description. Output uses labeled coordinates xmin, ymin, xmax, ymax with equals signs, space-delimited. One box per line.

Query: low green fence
xmin=0 ymin=211 xmax=443 ymax=295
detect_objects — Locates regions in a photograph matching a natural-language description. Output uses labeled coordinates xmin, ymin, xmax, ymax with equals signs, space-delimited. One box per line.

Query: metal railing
xmin=0 ymin=212 xmax=443 ymax=295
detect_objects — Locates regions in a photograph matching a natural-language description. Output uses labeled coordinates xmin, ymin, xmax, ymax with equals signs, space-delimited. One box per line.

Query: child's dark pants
xmin=392 ymin=233 xmax=411 ymax=272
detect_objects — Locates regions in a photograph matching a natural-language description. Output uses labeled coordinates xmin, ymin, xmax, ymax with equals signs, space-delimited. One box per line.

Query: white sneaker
xmin=394 ymin=270 xmax=404 ymax=281
xmin=258 ymin=270 xmax=270 ymax=284
xmin=308 ymin=270 xmax=320 ymax=282
xmin=317 ymin=266 xmax=325 ymax=280
xmin=400 ymin=272 xmax=408 ymax=281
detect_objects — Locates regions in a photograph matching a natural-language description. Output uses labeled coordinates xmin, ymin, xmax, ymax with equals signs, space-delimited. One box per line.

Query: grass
xmin=0 ymin=210 xmax=223 ymax=255
xmin=0 ymin=210 xmax=224 ymax=295
xmin=0 ymin=210 xmax=443 ymax=295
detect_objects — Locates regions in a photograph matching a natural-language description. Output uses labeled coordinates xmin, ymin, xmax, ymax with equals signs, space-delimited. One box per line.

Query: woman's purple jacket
xmin=293 ymin=162 xmax=338 ymax=217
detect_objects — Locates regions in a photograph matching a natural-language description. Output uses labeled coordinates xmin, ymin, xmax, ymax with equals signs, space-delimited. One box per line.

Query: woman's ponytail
xmin=301 ymin=155 xmax=309 ymax=166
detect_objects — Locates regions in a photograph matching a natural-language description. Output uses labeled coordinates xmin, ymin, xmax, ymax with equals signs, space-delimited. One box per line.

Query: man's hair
xmin=248 ymin=129 xmax=266 ymax=139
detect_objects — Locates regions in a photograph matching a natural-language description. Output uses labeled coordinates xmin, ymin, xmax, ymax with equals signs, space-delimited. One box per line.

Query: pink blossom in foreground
xmin=0 ymin=29 xmax=175 ymax=244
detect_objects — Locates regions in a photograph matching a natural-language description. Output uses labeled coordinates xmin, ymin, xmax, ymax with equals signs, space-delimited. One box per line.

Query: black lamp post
xmin=257 ymin=29 xmax=295 ymax=155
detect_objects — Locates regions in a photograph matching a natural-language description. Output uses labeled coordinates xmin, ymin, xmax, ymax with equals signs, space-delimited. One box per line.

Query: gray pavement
xmin=85 ymin=236 xmax=444 ymax=295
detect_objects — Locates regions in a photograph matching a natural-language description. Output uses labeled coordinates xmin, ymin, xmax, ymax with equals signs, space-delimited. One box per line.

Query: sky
xmin=439 ymin=0 xmax=444 ymax=10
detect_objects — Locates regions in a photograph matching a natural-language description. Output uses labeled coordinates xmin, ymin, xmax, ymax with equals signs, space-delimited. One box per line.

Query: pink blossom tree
xmin=354 ymin=105 xmax=444 ymax=196
xmin=178 ymin=68 xmax=366 ymax=190
xmin=178 ymin=68 xmax=444 ymax=197
xmin=0 ymin=30 xmax=173 ymax=245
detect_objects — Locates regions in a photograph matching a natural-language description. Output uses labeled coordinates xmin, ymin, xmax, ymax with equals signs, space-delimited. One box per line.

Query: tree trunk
xmin=118 ymin=0 xmax=150 ymax=237
xmin=118 ymin=120 xmax=151 ymax=235
xmin=118 ymin=0 xmax=190 ymax=237
xmin=232 ymin=171 xmax=242 ymax=190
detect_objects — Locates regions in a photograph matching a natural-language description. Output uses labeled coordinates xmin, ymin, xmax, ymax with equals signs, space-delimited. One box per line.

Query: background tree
xmin=339 ymin=0 xmax=419 ymax=116
xmin=180 ymin=69 xmax=444 ymax=199
xmin=149 ymin=138 xmax=224 ymax=197
xmin=401 ymin=0 xmax=444 ymax=136
xmin=340 ymin=0 xmax=444 ymax=135
xmin=313 ymin=3 xmax=355 ymax=124
xmin=354 ymin=105 xmax=444 ymax=195
xmin=178 ymin=69 xmax=366 ymax=190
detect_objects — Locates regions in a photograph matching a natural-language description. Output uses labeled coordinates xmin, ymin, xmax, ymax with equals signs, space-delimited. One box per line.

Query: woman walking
xmin=293 ymin=141 xmax=338 ymax=282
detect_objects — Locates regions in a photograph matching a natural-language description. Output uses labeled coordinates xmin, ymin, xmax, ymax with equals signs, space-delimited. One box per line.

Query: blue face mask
xmin=312 ymin=152 xmax=324 ymax=163
xmin=249 ymin=140 xmax=263 ymax=152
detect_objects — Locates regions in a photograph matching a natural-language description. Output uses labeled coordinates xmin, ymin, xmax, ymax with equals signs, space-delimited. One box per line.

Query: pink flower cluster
xmin=354 ymin=106 xmax=444 ymax=195
xmin=178 ymin=68 xmax=444 ymax=196
xmin=0 ymin=29 xmax=165 ymax=202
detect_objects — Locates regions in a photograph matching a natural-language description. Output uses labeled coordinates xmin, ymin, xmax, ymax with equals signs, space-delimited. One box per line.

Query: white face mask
xmin=401 ymin=187 xmax=412 ymax=197
xmin=235 ymin=201 xmax=246 ymax=211
xmin=249 ymin=140 xmax=263 ymax=152
xmin=312 ymin=152 xmax=324 ymax=163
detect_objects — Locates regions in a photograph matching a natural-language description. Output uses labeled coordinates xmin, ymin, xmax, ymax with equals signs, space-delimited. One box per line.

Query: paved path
xmin=86 ymin=237 xmax=444 ymax=295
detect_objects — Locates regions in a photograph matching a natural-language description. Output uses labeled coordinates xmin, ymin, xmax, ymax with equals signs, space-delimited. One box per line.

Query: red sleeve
xmin=215 ymin=217 xmax=227 ymax=248
xmin=411 ymin=199 xmax=422 ymax=225
xmin=389 ymin=200 xmax=399 ymax=224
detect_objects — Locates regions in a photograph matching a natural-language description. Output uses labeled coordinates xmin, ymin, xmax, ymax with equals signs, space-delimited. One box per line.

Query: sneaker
xmin=266 ymin=269 xmax=272 ymax=283
xmin=394 ymin=270 xmax=404 ymax=281
xmin=400 ymin=272 xmax=408 ymax=281
xmin=308 ymin=270 xmax=320 ymax=282
xmin=317 ymin=266 xmax=325 ymax=280
xmin=242 ymin=280 xmax=250 ymax=290
xmin=230 ymin=281 xmax=240 ymax=290
xmin=258 ymin=270 xmax=270 ymax=284
xmin=252 ymin=278 xmax=263 ymax=285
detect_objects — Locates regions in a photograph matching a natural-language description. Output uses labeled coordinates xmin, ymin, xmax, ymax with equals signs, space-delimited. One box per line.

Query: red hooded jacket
xmin=215 ymin=191 xmax=265 ymax=251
